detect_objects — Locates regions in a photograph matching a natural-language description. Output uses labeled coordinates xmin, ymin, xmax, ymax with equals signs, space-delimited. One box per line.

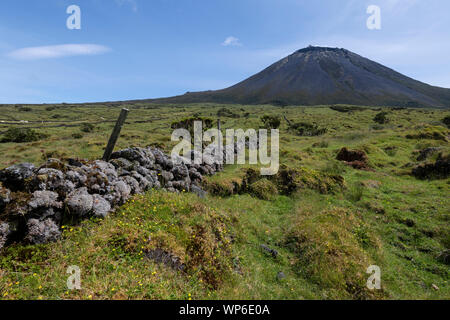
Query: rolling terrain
xmin=0 ymin=103 xmax=449 ymax=300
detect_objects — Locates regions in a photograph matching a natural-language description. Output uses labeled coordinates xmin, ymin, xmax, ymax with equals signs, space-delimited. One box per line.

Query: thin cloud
xmin=222 ymin=36 xmax=242 ymax=47
xmin=7 ymin=44 xmax=111 ymax=60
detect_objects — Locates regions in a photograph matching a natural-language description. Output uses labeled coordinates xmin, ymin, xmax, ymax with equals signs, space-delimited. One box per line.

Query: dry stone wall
xmin=0 ymin=146 xmax=225 ymax=250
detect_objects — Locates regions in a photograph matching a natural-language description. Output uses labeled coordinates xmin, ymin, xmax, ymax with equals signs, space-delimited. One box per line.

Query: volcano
xmin=147 ymin=46 xmax=450 ymax=108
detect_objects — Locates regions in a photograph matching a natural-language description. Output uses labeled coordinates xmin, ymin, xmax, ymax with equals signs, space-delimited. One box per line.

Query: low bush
xmin=249 ymin=178 xmax=278 ymax=200
xmin=260 ymin=115 xmax=281 ymax=129
xmin=0 ymin=127 xmax=47 ymax=143
xmin=442 ymin=115 xmax=450 ymax=128
xmin=373 ymin=112 xmax=389 ymax=124
xmin=81 ymin=123 xmax=95 ymax=133
xmin=330 ymin=105 xmax=366 ymax=113
xmin=217 ymin=107 xmax=239 ymax=118
xmin=288 ymin=122 xmax=327 ymax=136
xmin=171 ymin=117 xmax=213 ymax=132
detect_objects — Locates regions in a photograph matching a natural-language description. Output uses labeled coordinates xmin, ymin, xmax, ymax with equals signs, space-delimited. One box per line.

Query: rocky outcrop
xmin=0 ymin=146 xmax=226 ymax=250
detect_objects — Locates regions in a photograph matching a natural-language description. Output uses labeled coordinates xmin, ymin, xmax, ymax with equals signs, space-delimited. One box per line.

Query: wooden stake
xmin=102 ymin=108 xmax=129 ymax=161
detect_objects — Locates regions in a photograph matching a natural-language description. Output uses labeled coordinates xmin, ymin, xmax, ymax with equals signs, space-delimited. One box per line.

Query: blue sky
xmin=0 ymin=0 xmax=449 ymax=103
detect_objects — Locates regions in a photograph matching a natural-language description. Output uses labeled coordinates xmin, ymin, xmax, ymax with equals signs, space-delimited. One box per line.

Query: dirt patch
xmin=412 ymin=154 xmax=450 ymax=180
xmin=337 ymin=147 xmax=371 ymax=170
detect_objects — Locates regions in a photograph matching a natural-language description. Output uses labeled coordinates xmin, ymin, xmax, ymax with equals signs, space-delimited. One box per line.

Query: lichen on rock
xmin=0 ymin=145 xmax=223 ymax=248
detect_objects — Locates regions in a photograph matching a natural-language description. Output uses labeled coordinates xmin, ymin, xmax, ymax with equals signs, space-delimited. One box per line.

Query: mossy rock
xmin=0 ymin=182 xmax=11 ymax=212
xmin=2 ymin=191 xmax=31 ymax=219
xmin=249 ymin=179 xmax=278 ymax=200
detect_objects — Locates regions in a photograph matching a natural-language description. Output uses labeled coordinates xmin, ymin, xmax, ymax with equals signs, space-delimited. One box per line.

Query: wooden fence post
xmin=102 ymin=108 xmax=129 ymax=161
xmin=217 ymin=118 xmax=223 ymax=164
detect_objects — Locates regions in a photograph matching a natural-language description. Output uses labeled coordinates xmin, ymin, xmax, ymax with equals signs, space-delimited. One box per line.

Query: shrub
xmin=217 ymin=107 xmax=239 ymax=118
xmin=81 ymin=123 xmax=95 ymax=133
xmin=171 ymin=117 xmax=213 ymax=131
xmin=330 ymin=105 xmax=365 ymax=113
xmin=288 ymin=122 xmax=327 ymax=136
xmin=442 ymin=115 xmax=450 ymax=128
xmin=373 ymin=112 xmax=389 ymax=124
xmin=260 ymin=115 xmax=281 ymax=129
xmin=249 ymin=179 xmax=278 ymax=200
xmin=0 ymin=127 xmax=47 ymax=143
xmin=72 ymin=133 xmax=83 ymax=139
xmin=203 ymin=180 xmax=236 ymax=197
xmin=18 ymin=106 xmax=32 ymax=112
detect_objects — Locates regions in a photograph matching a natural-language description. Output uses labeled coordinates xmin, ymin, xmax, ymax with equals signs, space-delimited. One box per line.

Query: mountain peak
xmin=148 ymin=46 xmax=450 ymax=108
xmin=295 ymin=45 xmax=345 ymax=54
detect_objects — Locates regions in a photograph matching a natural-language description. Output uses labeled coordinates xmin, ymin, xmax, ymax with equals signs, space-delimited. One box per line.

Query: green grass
xmin=0 ymin=103 xmax=449 ymax=300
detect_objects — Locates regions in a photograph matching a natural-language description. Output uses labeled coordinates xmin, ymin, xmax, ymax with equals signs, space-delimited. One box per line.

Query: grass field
xmin=0 ymin=103 xmax=449 ymax=300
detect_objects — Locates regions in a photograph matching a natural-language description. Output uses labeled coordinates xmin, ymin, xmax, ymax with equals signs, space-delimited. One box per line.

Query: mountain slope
xmin=147 ymin=46 xmax=450 ymax=108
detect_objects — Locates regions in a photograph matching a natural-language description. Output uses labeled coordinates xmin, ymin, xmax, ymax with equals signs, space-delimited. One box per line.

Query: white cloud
xmin=115 ymin=0 xmax=138 ymax=12
xmin=222 ymin=36 xmax=242 ymax=47
xmin=7 ymin=44 xmax=111 ymax=60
